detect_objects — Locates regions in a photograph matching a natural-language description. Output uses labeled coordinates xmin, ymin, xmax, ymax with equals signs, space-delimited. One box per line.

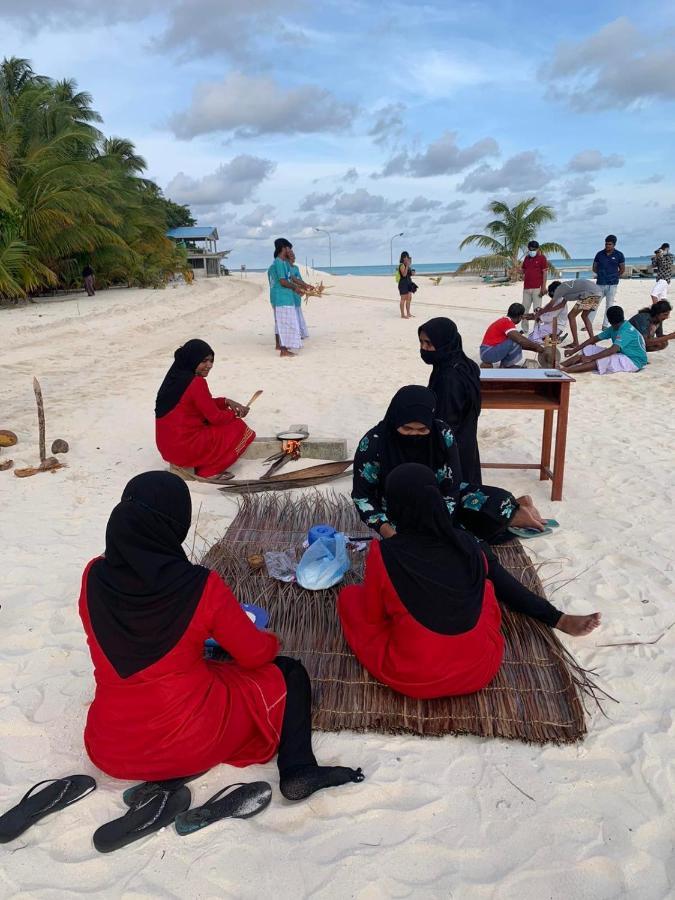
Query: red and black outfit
xmin=155 ymin=339 xmax=254 ymax=478
xmin=340 ymin=464 xmax=561 ymax=699
xmin=79 ymin=472 xmax=323 ymax=787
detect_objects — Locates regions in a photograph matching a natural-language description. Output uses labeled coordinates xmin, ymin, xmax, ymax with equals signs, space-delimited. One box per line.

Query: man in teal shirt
xmin=268 ymin=238 xmax=303 ymax=357
xmin=561 ymin=306 xmax=647 ymax=374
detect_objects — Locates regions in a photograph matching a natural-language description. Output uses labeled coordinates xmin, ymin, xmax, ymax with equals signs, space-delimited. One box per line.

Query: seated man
xmin=479 ymin=303 xmax=545 ymax=368
xmin=561 ymin=306 xmax=647 ymax=374
xmin=629 ymin=301 xmax=674 ymax=351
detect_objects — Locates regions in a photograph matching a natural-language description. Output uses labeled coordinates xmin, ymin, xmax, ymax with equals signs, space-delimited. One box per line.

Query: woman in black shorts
xmin=398 ymin=251 xmax=418 ymax=319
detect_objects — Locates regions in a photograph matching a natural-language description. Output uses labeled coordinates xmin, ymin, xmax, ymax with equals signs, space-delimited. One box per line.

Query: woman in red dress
xmin=339 ymin=464 xmax=600 ymax=699
xmin=79 ymin=471 xmax=364 ymax=800
xmin=155 ymin=339 xmax=255 ymax=483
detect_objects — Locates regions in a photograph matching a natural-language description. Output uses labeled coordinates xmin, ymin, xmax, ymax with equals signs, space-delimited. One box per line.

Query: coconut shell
xmin=537 ymin=347 xmax=561 ymax=368
xmin=0 ymin=459 xmax=13 ymax=471
xmin=0 ymin=430 xmax=18 ymax=448
xmin=51 ymin=438 xmax=69 ymax=454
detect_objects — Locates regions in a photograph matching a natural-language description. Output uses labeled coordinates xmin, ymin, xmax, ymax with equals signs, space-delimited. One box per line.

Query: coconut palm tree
xmin=456 ymin=197 xmax=570 ymax=281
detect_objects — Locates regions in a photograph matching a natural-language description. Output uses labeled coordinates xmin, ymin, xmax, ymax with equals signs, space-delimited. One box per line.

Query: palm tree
xmin=456 ymin=197 xmax=570 ymax=281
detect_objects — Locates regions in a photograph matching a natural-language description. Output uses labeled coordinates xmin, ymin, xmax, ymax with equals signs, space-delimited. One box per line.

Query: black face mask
xmin=420 ymin=348 xmax=438 ymax=365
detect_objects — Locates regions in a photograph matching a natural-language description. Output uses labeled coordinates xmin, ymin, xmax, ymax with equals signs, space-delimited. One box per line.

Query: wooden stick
xmin=550 ymin=316 xmax=559 ymax=369
xmin=245 ymin=390 xmax=263 ymax=408
xmin=33 ymin=377 xmax=46 ymax=463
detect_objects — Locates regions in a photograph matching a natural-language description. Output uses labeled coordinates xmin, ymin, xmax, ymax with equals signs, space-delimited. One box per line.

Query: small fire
xmin=281 ymin=439 xmax=302 ymax=459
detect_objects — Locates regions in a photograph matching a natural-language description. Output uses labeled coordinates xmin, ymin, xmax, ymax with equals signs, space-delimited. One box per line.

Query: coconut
xmin=0 ymin=430 xmax=18 ymax=448
xmin=51 ymin=439 xmax=69 ymax=454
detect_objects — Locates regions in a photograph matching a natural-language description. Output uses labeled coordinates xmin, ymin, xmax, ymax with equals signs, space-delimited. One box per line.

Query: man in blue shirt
xmin=590 ymin=234 xmax=625 ymax=329
xmin=561 ymin=306 xmax=647 ymax=374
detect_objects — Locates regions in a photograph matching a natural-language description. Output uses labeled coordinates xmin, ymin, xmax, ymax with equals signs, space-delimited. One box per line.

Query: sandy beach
xmin=1 ymin=273 xmax=674 ymax=899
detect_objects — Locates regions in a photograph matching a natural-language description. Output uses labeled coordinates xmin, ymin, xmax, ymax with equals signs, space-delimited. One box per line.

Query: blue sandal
xmin=175 ymin=782 xmax=272 ymax=836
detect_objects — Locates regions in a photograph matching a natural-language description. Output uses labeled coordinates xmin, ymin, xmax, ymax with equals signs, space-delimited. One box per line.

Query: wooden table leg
xmin=551 ymin=383 xmax=570 ymax=500
xmin=540 ymin=409 xmax=554 ymax=480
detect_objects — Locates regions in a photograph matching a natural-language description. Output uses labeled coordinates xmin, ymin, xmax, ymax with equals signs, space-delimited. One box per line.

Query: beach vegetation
xmin=456 ymin=198 xmax=570 ymax=280
xmin=0 ymin=57 xmax=192 ymax=299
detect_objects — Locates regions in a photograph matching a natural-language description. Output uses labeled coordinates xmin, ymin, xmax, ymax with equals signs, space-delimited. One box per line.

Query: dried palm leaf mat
xmin=202 ymin=492 xmax=606 ymax=744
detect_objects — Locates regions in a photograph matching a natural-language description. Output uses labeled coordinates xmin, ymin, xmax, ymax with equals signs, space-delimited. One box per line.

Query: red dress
xmin=338 ymin=541 xmax=504 ymax=699
xmin=155 ymin=376 xmax=255 ymax=478
xmin=79 ymin=564 xmax=286 ymax=781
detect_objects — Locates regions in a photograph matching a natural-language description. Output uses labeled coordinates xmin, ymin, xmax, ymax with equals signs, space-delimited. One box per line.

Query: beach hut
xmin=166 ymin=226 xmax=229 ymax=277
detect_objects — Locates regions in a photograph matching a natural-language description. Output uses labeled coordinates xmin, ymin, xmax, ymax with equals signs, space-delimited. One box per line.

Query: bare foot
xmin=480 ymin=361 xmax=493 ymax=369
xmin=280 ymin=349 xmax=296 ymax=357
xmin=511 ymin=505 xmax=546 ymax=532
xmin=556 ymin=612 xmax=601 ymax=636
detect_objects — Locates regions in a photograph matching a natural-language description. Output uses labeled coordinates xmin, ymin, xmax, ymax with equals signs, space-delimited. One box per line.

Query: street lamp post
xmin=390 ymin=232 xmax=404 ymax=267
xmin=313 ymin=227 xmax=332 ymax=270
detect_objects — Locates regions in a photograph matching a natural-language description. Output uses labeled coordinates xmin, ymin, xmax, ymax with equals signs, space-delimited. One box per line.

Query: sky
xmin=1 ymin=0 xmax=674 ymax=268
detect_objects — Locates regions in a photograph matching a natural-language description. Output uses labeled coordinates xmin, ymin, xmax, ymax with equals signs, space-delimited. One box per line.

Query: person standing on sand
xmin=268 ymin=238 xmax=303 ymax=358
xmin=82 ymin=264 xmax=95 ymax=297
xmin=397 ymin=251 xmax=417 ymax=319
xmin=591 ymin=234 xmax=625 ymax=328
xmin=288 ymin=249 xmax=310 ymax=341
xmin=520 ymin=240 xmax=547 ymax=334
xmin=650 ymin=244 xmax=672 ymax=337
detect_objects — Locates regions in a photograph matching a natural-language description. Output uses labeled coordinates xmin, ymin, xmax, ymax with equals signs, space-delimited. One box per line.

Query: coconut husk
xmin=0 ymin=459 xmax=13 ymax=471
xmin=14 ymin=457 xmax=64 ymax=478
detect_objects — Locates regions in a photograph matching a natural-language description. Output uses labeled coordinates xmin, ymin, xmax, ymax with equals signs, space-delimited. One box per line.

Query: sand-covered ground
xmin=1 ymin=272 xmax=673 ymax=899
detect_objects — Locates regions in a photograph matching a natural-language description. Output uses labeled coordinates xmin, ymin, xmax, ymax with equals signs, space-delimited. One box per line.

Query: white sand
xmin=1 ymin=274 xmax=673 ymax=899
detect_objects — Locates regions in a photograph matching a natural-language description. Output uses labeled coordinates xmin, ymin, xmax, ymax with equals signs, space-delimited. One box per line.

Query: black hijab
xmin=380 ymin=464 xmax=486 ymax=635
xmin=155 ymin=339 xmax=214 ymax=418
xmin=377 ymin=385 xmax=447 ymax=483
xmin=87 ymin=471 xmax=210 ymax=678
xmin=418 ymin=318 xmax=481 ymax=425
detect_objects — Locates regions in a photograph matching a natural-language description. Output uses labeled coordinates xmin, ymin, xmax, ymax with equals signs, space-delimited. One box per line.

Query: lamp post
xmin=390 ymin=232 xmax=404 ymax=267
xmin=313 ymin=227 xmax=332 ymax=270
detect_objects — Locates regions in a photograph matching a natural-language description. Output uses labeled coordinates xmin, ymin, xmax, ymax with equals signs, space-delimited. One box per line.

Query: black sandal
xmin=0 ymin=775 xmax=97 ymax=844
xmin=122 ymin=774 xmax=204 ymax=808
xmin=93 ymin=786 xmax=191 ymax=853
xmin=175 ymin=782 xmax=272 ymax=835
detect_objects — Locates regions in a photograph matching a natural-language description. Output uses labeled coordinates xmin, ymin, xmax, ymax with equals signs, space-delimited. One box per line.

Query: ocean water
xmin=318 ymin=257 xmax=653 ymax=279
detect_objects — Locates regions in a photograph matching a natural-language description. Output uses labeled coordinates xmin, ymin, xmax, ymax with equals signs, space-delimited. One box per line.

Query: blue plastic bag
xmin=296 ymin=532 xmax=350 ymax=590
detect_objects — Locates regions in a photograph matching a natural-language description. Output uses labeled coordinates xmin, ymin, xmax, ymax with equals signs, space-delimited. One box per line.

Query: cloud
xmin=236 ymin=204 xmax=276 ymax=228
xmin=341 ymin=168 xmax=359 ymax=183
xmin=170 ymin=72 xmax=356 ymax=139
xmin=407 ymin=52 xmax=488 ymax=99
xmin=165 ymin=155 xmax=275 ymax=206
xmin=544 ymin=17 xmax=675 ymax=109
xmin=368 ymin=104 xmax=405 ymax=147
xmin=641 ymin=173 xmax=664 ymax=184
xmin=298 ymin=191 xmax=336 ymax=212
xmin=563 ymin=176 xmax=596 ymax=199
xmin=567 ymin=149 xmax=624 ymax=172
xmin=582 ymin=199 xmax=609 ymax=218
xmin=436 ymin=200 xmax=467 ymax=224
xmin=407 ymin=196 xmax=443 ymax=213
xmin=376 ymin=131 xmax=498 ymax=178
xmin=458 ymin=151 xmax=553 ymax=194
xmin=332 ymin=189 xmax=395 ymax=215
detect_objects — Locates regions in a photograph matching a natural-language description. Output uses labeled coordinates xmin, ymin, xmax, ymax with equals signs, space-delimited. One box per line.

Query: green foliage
xmin=456 ymin=197 xmax=571 ymax=281
xmin=0 ymin=57 xmax=193 ymax=299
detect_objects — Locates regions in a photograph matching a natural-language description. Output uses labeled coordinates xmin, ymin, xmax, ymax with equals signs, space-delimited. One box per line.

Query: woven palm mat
xmin=202 ymin=491 xmax=605 ymax=744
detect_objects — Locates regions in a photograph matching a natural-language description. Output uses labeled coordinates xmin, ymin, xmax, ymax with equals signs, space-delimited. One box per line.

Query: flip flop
xmin=175 ymin=782 xmax=272 ymax=836
xmin=508 ymin=525 xmax=554 ymax=539
xmin=0 ymin=775 xmax=96 ymax=844
xmin=169 ymin=465 xmax=234 ymax=484
xmin=122 ymin=774 xmax=204 ymax=808
xmin=93 ymin=786 xmax=191 ymax=853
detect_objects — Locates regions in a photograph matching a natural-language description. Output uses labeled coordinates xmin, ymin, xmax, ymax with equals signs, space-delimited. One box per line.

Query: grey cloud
xmin=563 ymin=176 xmax=596 ymax=199
xmin=436 ymin=202 xmax=467 ymax=225
xmin=165 ymin=155 xmax=275 ymax=206
xmin=458 ymin=151 xmax=553 ymax=194
xmin=375 ymin=132 xmax=498 ymax=179
xmin=582 ymin=199 xmax=609 ymax=218
xmin=298 ymin=192 xmax=336 ymax=212
xmin=545 ymin=17 xmax=675 ymax=109
xmin=170 ymin=72 xmax=356 ymax=139
xmin=368 ymin=104 xmax=405 ymax=147
xmin=341 ymin=168 xmax=359 ymax=183
xmin=641 ymin=174 xmax=664 ymax=184
xmin=407 ymin=196 xmax=443 ymax=213
xmin=237 ymin=204 xmax=276 ymax=228
xmin=568 ymin=149 xmax=624 ymax=172
xmin=332 ymin=189 xmax=396 ymax=215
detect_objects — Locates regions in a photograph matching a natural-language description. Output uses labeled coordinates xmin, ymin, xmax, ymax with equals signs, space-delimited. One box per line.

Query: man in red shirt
xmin=521 ymin=240 xmax=548 ymax=334
xmin=479 ymin=303 xmax=545 ymax=368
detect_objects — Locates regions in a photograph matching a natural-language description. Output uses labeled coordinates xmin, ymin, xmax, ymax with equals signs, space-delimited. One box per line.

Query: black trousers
xmin=273 ymin=656 xmax=317 ymax=776
xmin=482 ymin=544 xmax=562 ymax=628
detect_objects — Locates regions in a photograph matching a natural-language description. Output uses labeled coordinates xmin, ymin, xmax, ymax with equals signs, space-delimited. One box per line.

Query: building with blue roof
xmin=166 ymin=226 xmax=229 ymax=277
